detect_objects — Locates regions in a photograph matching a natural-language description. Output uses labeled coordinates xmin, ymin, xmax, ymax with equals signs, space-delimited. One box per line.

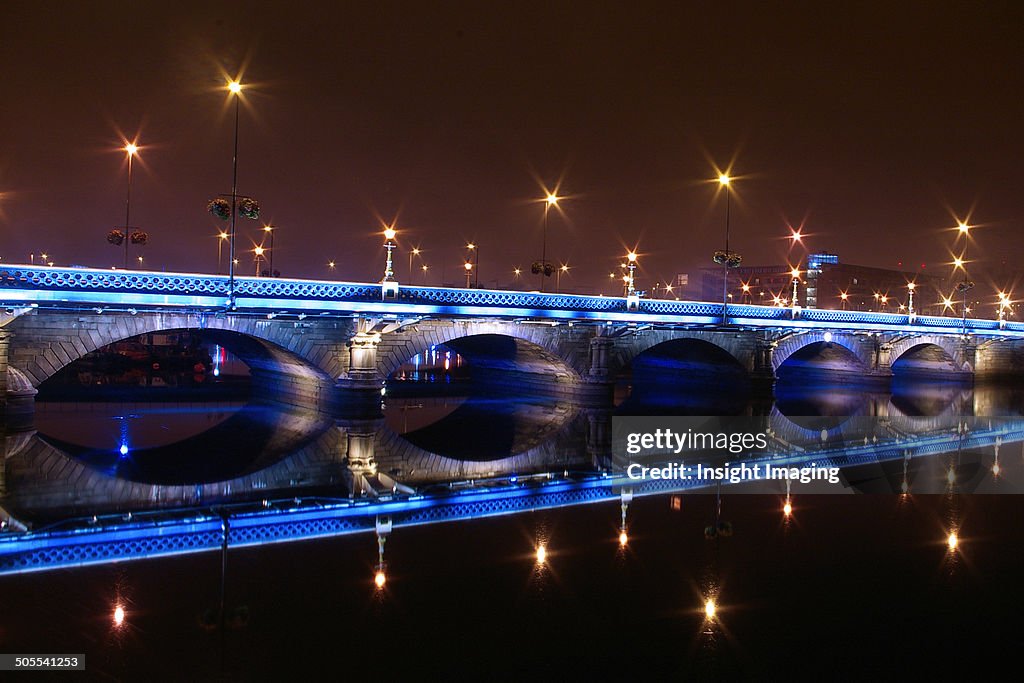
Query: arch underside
xmin=8 ymin=313 xmax=348 ymax=389
xmin=385 ymin=331 xmax=585 ymax=397
xmin=20 ymin=321 xmax=337 ymax=407
xmin=891 ymin=342 xmax=968 ymax=378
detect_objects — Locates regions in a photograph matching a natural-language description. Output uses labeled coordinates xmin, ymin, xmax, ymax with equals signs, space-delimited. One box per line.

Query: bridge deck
xmin=2 ymin=265 xmax=1020 ymax=337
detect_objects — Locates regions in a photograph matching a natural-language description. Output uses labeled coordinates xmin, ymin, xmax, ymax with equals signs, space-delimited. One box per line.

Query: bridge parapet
xmin=3 ymin=265 xmax=1023 ymax=337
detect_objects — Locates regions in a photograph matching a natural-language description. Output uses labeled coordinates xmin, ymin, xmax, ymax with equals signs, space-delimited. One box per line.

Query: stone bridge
xmin=2 ymin=265 xmax=1024 ymax=418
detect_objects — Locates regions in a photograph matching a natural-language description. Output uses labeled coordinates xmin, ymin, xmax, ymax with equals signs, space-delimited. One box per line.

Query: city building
xmin=701 ymin=252 xmax=948 ymax=313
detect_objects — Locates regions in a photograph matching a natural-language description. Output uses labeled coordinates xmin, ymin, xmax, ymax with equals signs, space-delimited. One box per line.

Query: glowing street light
xmin=408 ymin=247 xmax=421 ymax=279
xmin=998 ymin=291 xmax=1011 ymax=328
xmin=953 ymin=220 xmax=975 ymax=333
xmin=626 ymin=251 xmax=638 ymax=296
xmin=840 ymin=291 xmax=849 ymax=310
xmin=374 ymin=569 xmax=387 ymax=589
xmin=466 ymin=242 xmax=479 ymax=287
xmin=464 ymin=260 xmax=473 ymax=288
xmin=536 ymin=192 xmax=561 ymax=291
xmin=253 ymin=244 xmax=266 ymax=276
xmin=421 ymin=263 xmax=429 ymax=284
xmin=790 ymin=266 xmax=801 ymax=313
xmin=382 ymin=227 xmax=397 ymax=283
xmin=555 ymin=263 xmax=570 ymax=292
xmin=217 ymin=231 xmax=229 ymax=273
xmin=907 ymin=281 xmax=916 ymax=317
xmin=262 ymin=224 xmax=276 ymax=276
xmin=712 ymin=172 xmax=741 ymax=323
xmin=207 ymin=77 xmax=262 ymax=305
xmin=107 ymin=140 xmax=148 ymax=269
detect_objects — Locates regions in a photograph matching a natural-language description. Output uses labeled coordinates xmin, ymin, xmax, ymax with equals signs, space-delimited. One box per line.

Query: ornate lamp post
xmin=907 ymin=282 xmax=916 ymax=321
xmin=535 ymin=193 xmax=560 ymax=291
xmin=253 ymin=245 xmax=265 ymax=276
xmin=382 ymin=227 xmax=397 ymax=282
xmin=712 ymin=174 xmax=741 ymax=323
xmin=217 ymin=231 xmax=229 ymax=273
xmin=467 ymin=243 xmax=479 ymax=287
xmin=464 ymin=261 xmax=473 ymax=288
xmin=790 ymin=266 xmax=801 ymax=316
xmin=998 ymin=291 xmax=1011 ymax=329
xmin=107 ymin=141 xmax=148 ymax=268
xmin=207 ymin=79 xmax=261 ymax=306
xmin=954 ymin=221 xmax=975 ymax=335
xmin=262 ymin=225 xmax=275 ymax=276
xmin=625 ymin=252 xmax=638 ymax=295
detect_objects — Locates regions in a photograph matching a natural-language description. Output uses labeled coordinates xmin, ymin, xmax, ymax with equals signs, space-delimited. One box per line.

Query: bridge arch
xmin=7 ymin=311 xmax=350 ymax=389
xmin=771 ymin=331 xmax=873 ymax=373
xmin=376 ymin=320 xmax=589 ymax=381
xmin=609 ymin=330 xmax=752 ymax=377
xmin=889 ymin=335 xmax=971 ymax=375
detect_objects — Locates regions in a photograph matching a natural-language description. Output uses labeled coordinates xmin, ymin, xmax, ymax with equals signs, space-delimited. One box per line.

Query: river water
xmin=1 ymin=358 xmax=1023 ymax=679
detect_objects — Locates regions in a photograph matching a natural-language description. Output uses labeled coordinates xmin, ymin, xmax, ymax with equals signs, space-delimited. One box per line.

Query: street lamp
xmin=263 ymin=225 xmax=275 ymax=276
xmin=383 ymin=227 xmax=397 ymax=282
xmin=253 ymin=245 xmax=265 ymax=276
xmin=998 ymin=291 xmax=1011 ymax=328
xmin=790 ymin=266 xmax=801 ymax=315
xmin=907 ymin=282 xmax=916 ymax=319
xmin=712 ymin=173 xmax=741 ymax=323
xmin=466 ymin=242 xmax=479 ymax=287
xmin=626 ymin=252 xmax=638 ymax=296
xmin=840 ymin=291 xmax=849 ymax=310
xmin=536 ymin=192 xmax=560 ymax=292
xmin=555 ymin=264 xmax=569 ymax=293
xmin=421 ymin=263 xmax=428 ymax=284
xmin=464 ymin=260 xmax=473 ymax=288
xmin=954 ymin=221 xmax=975 ymax=334
xmin=409 ymin=247 xmax=421 ymax=280
xmin=122 ymin=142 xmax=137 ymax=269
xmin=106 ymin=141 xmax=148 ymax=269
xmin=217 ymin=231 xmax=229 ymax=273
xmin=207 ymin=78 xmax=262 ymax=306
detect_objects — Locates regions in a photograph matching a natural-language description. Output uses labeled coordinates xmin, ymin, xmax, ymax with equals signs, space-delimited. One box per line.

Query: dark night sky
xmin=2 ymin=1 xmax=1023 ymax=294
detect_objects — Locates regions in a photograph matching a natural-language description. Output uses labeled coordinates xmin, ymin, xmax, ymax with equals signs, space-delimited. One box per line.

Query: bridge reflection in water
xmin=1 ymin=376 xmax=1022 ymax=575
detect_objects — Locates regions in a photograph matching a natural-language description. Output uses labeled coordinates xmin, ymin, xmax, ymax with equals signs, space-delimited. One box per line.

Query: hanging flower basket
xmin=238 ymin=197 xmax=260 ymax=220
xmin=208 ymin=198 xmax=231 ymax=221
xmin=130 ymin=230 xmax=149 ymax=245
xmin=713 ymin=251 xmax=743 ymax=268
xmin=107 ymin=229 xmax=126 ymax=245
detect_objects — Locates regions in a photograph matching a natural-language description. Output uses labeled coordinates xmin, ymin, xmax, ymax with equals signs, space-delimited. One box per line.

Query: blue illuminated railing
xmin=1 ymin=264 xmax=1021 ymax=335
